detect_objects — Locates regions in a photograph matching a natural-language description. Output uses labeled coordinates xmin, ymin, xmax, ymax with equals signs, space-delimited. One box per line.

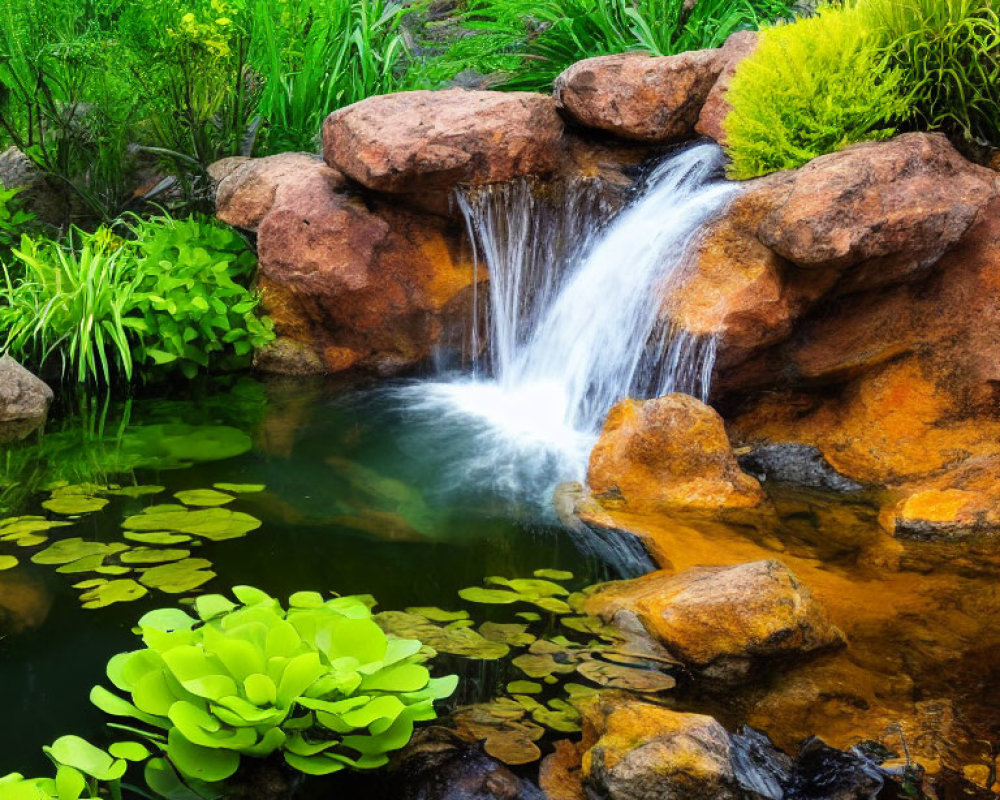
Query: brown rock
xmin=218 ymin=154 xmax=479 ymax=375
xmin=0 ymin=355 xmax=53 ymax=423
xmin=554 ymin=50 xmax=723 ymax=143
xmin=322 ymin=89 xmax=564 ymax=194
xmin=539 ymin=739 xmax=585 ymax=800
xmin=586 ymin=560 xmax=845 ymax=682
xmin=587 ymin=394 xmax=764 ymax=511
xmin=0 ymin=146 xmax=70 ymax=228
xmin=578 ymin=693 xmax=738 ymax=800
xmin=695 ymin=31 xmax=758 ymax=145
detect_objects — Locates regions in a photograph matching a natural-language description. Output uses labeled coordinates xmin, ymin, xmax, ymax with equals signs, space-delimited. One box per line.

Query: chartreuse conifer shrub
xmin=722 ymin=3 xmax=915 ymax=179
xmin=859 ymin=0 xmax=1000 ymax=147
xmin=90 ymin=587 xmax=458 ymax=785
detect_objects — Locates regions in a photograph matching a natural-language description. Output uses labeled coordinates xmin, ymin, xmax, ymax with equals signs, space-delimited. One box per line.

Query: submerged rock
xmin=0 ymin=356 xmax=53 ymax=440
xmin=586 ymin=560 xmax=845 ymax=683
xmin=388 ymin=727 xmax=545 ymax=800
xmin=587 ymin=394 xmax=764 ymax=512
xmin=738 ymin=444 xmax=864 ymax=493
xmin=578 ymin=693 xmax=739 ymax=800
xmin=214 ymin=153 xmax=479 ymax=375
xmin=554 ymin=49 xmax=723 ymax=142
xmin=323 ymin=89 xmax=564 ymax=196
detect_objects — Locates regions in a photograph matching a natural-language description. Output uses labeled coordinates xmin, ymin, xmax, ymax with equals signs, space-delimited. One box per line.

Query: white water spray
xmin=401 ymin=143 xmax=738 ymax=496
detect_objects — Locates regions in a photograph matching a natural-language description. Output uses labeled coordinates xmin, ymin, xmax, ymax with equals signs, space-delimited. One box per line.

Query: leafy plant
xmin=409 ymin=0 xmax=794 ymax=93
xmin=90 ymin=586 xmax=458 ymax=784
xmin=0 ymin=187 xmax=35 ymax=257
xmin=0 ymin=735 xmax=149 ymax=800
xmin=859 ymin=0 xmax=1000 ymax=147
xmin=722 ymin=3 xmax=915 ymax=179
xmin=0 ymin=215 xmax=273 ymax=384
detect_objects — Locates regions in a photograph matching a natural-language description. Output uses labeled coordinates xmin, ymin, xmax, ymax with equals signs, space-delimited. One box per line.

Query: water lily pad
xmin=486 ymin=577 xmax=569 ymax=598
xmin=453 ymin=702 xmax=544 ymax=766
xmin=511 ymin=653 xmax=578 ymax=679
xmin=375 ymin=611 xmax=509 ymax=660
xmin=139 ymin=559 xmax=215 ymax=593
xmin=56 ymin=554 xmax=131 ymax=575
xmin=213 ymin=483 xmax=265 ymax=494
xmin=0 ymin=555 xmax=17 ymax=571
xmin=530 ymin=698 xmax=581 ymax=733
xmin=174 ymin=489 xmax=235 ymax=508
xmin=561 ymin=616 xmax=620 ymax=639
xmin=506 ymin=681 xmax=541 ymax=695
xmin=32 ymin=538 xmax=128 ymax=566
xmin=0 ymin=517 xmax=72 ymax=541
xmin=479 ymin=622 xmax=535 ymax=647
xmin=458 ymin=587 xmax=523 ymax=605
xmin=107 ymin=486 xmax=165 ymax=498
xmin=119 ymin=548 xmax=191 ymax=565
xmin=42 ymin=495 xmax=109 ymax=515
xmin=532 ymin=569 xmax=574 ymax=581
xmin=122 ymin=507 xmax=261 ymax=541
xmin=123 ymin=531 xmax=194 ymax=545
xmin=575 ymin=658 xmax=676 ymax=692
xmin=405 ymin=607 xmax=470 ymax=623
xmin=79 ymin=579 xmax=148 ymax=609
xmin=515 ymin=612 xmax=542 ymax=623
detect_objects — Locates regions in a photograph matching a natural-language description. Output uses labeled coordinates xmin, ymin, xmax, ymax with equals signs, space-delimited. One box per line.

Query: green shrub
xmin=0 ymin=187 xmax=35 ymax=257
xmin=859 ymin=0 xmax=1000 ymax=146
xmin=0 ymin=215 xmax=273 ymax=384
xmin=410 ymin=0 xmax=794 ymax=93
xmin=91 ymin=587 xmax=458 ymax=783
xmin=723 ymin=4 xmax=915 ymax=179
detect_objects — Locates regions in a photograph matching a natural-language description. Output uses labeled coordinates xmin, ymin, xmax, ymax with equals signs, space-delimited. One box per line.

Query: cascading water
xmin=400 ymin=142 xmax=739 ymax=500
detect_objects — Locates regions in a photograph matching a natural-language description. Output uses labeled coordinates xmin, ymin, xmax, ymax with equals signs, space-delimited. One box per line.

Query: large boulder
xmin=322 ymin=90 xmax=564 ymax=196
xmin=586 ymin=560 xmax=845 ymax=682
xmin=587 ymin=394 xmax=764 ymax=512
xmin=695 ymin=31 xmax=758 ymax=145
xmin=554 ymin=50 xmax=723 ymax=143
xmin=0 ymin=355 xmax=53 ymax=428
xmin=214 ymin=153 xmax=479 ymax=375
xmin=577 ymin=694 xmax=738 ymax=800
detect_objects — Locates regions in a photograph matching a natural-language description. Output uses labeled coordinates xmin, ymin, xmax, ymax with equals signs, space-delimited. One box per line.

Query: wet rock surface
xmin=695 ymin=31 xmax=759 ymax=146
xmin=738 ymin=444 xmax=864 ymax=494
xmin=586 ymin=560 xmax=845 ymax=682
xmin=0 ymin=355 xmax=53 ymax=437
xmin=554 ymin=49 xmax=723 ymax=142
xmin=587 ymin=394 xmax=764 ymax=512
xmin=214 ymin=153 xmax=479 ymax=375
xmin=323 ymin=89 xmax=564 ymax=195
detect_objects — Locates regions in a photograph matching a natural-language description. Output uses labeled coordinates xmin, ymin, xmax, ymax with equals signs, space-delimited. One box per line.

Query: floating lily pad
xmin=453 ymin=701 xmax=544 ymax=766
xmin=486 ymin=577 xmax=569 ymax=598
xmin=173 ymin=489 xmax=235 ymax=508
xmin=213 ymin=483 xmax=265 ymax=494
xmin=460 ymin=576 xmax=572 ymax=613
xmin=406 ymin=607 xmax=470 ymax=623
xmin=561 ymin=616 xmax=620 ymax=639
xmin=42 ymin=495 xmax=109 ymax=516
xmin=56 ymin=555 xmax=131 ymax=576
xmin=0 ymin=555 xmax=17 ymax=571
xmin=32 ymin=539 xmax=129 ymax=566
xmin=119 ymin=548 xmax=191 ymax=565
xmin=139 ymin=559 xmax=215 ymax=593
xmin=479 ymin=622 xmax=535 ymax=647
xmin=123 ymin=531 xmax=194 ymax=545
xmin=533 ymin=569 xmax=574 ymax=581
xmin=375 ymin=611 xmax=509 ymax=660
xmin=79 ymin=579 xmax=149 ymax=609
xmin=575 ymin=659 xmax=676 ymax=692
xmin=530 ymin=698 xmax=581 ymax=733
xmin=511 ymin=652 xmax=578 ymax=679
xmin=458 ymin=587 xmax=524 ymax=605
xmin=0 ymin=517 xmax=72 ymax=541
xmin=515 ymin=612 xmax=542 ymax=623
xmin=107 ymin=486 xmax=165 ymax=498
xmin=122 ymin=507 xmax=261 ymax=541
xmin=506 ymin=681 xmax=542 ymax=695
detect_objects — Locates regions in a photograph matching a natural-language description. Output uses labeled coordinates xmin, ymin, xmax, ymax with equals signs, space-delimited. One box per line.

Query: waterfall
xmin=399 ymin=143 xmax=738 ymax=498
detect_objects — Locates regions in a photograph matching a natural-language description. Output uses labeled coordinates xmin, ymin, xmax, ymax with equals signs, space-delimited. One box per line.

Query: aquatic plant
xmin=859 ymin=0 xmax=1000 ymax=147
xmin=90 ymin=586 xmax=458 ymax=781
xmin=408 ymin=0 xmax=794 ymax=92
xmin=0 ymin=735 xmax=149 ymax=800
xmin=0 ymin=215 xmax=272 ymax=384
xmin=723 ymin=4 xmax=914 ymax=179
xmin=0 ymin=187 xmax=34 ymax=258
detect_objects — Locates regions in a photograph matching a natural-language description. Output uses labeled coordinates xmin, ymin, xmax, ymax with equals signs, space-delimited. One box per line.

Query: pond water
xmin=0 ymin=376 xmax=624 ymax=777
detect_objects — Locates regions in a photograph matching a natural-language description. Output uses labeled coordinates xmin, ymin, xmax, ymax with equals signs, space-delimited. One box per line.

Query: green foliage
xmin=0 ymin=216 xmax=273 ymax=384
xmin=722 ymin=4 xmax=914 ymax=179
xmin=859 ymin=0 xmax=1000 ymax=146
xmin=409 ymin=0 xmax=794 ymax=93
xmin=0 ymin=187 xmax=35 ymax=257
xmin=91 ymin=587 xmax=458 ymax=783
xmin=255 ymin=0 xmax=409 ymax=153
xmin=0 ymin=735 xmax=145 ymax=800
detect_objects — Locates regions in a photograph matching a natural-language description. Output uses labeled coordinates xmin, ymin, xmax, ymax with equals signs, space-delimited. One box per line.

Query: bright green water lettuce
xmin=91 ymin=586 xmax=458 ymax=782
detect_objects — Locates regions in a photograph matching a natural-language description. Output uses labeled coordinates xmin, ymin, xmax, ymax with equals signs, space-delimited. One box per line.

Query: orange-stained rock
xmin=695 ymin=30 xmax=758 ymax=146
xmin=323 ymin=89 xmax=564 ymax=194
xmin=585 ymin=560 xmax=844 ymax=682
xmin=588 ymin=394 xmax=764 ymax=512
xmin=554 ymin=50 xmax=723 ymax=143
xmin=577 ymin=693 xmax=738 ymax=800
xmin=539 ymin=739 xmax=585 ymax=800
xmin=216 ymin=153 xmax=481 ymax=375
